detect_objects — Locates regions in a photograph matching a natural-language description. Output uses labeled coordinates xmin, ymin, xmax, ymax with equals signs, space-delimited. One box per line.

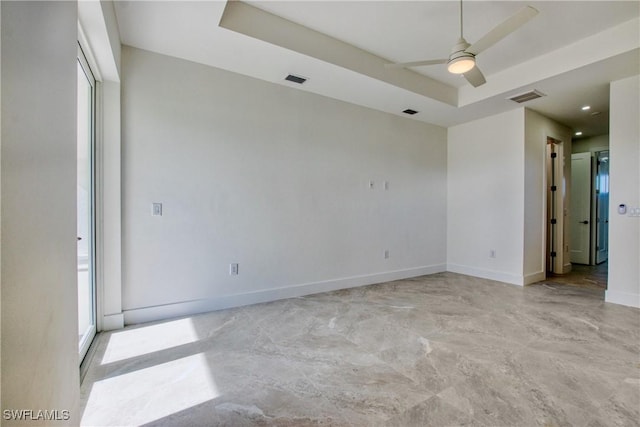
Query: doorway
xmin=570 ymin=150 xmax=610 ymax=265
xmin=594 ymin=151 xmax=609 ymax=264
xmin=567 ymin=147 xmax=609 ymax=290
xmin=77 ymin=44 xmax=97 ymax=361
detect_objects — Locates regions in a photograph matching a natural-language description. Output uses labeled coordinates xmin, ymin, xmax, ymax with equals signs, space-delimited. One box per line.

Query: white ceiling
xmin=114 ymin=0 xmax=640 ymax=139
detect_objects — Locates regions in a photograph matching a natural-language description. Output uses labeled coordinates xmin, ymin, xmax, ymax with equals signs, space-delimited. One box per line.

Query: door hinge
xmin=550 ymin=251 xmax=557 ymax=258
xmin=550 ymin=185 xmax=557 ymax=192
xmin=550 ymin=218 xmax=557 ymax=224
xmin=551 ymin=152 xmax=557 ymax=158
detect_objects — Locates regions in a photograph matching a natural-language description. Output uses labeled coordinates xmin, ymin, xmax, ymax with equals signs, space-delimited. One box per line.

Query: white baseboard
xmin=101 ymin=313 xmax=124 ymax=331
xmin=605 ymin=289 xmax=640 ymax=309
xmin=446 ymin=263 xmax=524 ymax=286
xmin=123 ymin=264 xmax=446 ymax=325
xmin=523 ymin=271 xmax=546 ymax=285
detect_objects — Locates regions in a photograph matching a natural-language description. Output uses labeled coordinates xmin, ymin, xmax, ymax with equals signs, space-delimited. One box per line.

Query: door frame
xmin=594 ymin=149 xmax=610 ymax=264
xmin=545 ymin=137 xmax=568 ymax=275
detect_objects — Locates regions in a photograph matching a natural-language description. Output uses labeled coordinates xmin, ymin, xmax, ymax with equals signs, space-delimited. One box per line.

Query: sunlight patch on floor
xmin=82 ymin=353 xmax=219 ymax=426
xmin=102 ymin=318 xmax=199 ymax=364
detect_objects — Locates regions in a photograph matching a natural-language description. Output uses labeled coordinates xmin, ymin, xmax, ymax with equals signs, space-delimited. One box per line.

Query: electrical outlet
xmin=230 ymin=263 xmax=239 ymax=275
xmin=490 ymin=249 xmax=496 ymax=258
xmin=152 ymin=203 xmax=162 ymax=216
xmin=384 ymin=250 xmax=390 ymax=259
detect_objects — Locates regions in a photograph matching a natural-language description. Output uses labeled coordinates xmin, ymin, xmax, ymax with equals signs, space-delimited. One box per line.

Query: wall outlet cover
xmin=152 ymin=203 xmax=163 ymax=216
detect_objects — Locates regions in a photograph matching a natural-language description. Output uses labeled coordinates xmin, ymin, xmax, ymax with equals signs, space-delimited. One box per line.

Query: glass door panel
xmin=78 ymin=48 xmax=96 ymax=361
xmin=595 ymin=151 xmax=609 ymax=264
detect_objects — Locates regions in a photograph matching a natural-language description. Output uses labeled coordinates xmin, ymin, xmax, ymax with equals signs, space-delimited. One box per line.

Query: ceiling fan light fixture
xmin=387 ymin=2 xmax=538 ymax=87
xmin=447 ymin=56 xmax=475 ymax=74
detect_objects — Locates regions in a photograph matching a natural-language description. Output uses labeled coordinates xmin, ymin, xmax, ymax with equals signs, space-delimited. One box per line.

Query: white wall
xmin=121 ymin=46 xmax=447 ymax=324
xmin=100 ymin=0 xmax=121 ymax=78
xmin=78 ymin=0 xmax=120 ymax=82
xmin=1 ymin=1 xmax=79 ymax=424
xmin=524 ymin=109 xmax=573 ymax=280
xmin=0 ymin=1 xmax=3 ymax=410
xmin=447 ymin=109 xmax=526 ymax=285
xmin=572 ymin=134 xmax=609 ymax=154
xmin=100 ymin=79 xmax=124 ymax=331
xmin=78 ymin=0 xmax=124 ymax=331
xmin=607 ymin=75 xmax=640 ymax=308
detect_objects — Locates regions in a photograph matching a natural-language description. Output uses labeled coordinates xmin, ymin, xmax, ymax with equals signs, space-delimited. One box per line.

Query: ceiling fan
xmin=386 ymin=0 xmax=539 ymax=87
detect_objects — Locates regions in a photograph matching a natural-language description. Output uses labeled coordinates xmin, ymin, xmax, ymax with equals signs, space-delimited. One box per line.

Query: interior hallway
xmin=80 ymin=272 xmax=639 ymax=426
xmin=545 ymin=262 xmax=608 ymax=290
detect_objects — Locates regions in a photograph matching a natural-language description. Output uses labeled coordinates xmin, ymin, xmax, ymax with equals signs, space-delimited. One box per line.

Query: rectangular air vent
xmin=285 ymin=74 xmax=307 ymax=84
xmin=508 ymin=90 xmax=546 ymax=104
xmin=403 ymin=109 xmax=418 ymax=115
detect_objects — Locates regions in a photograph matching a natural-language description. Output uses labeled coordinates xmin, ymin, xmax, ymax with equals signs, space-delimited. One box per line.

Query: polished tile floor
xmin=80 ymin=272 xmax=639 ymax=426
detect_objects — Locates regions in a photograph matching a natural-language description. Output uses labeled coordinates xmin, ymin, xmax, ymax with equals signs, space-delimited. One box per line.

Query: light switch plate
xmin=230 ymin=263 xmax=239 ymax=275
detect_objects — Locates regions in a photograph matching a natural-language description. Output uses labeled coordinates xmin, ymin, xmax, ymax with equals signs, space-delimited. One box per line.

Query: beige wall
xmin=120 ymin=46 xmax=448 ymax=324
xmin=1 ymin=2 xmax=80 ymax=424
xmin=524 ymin=109 xmax=573 ymax=279
xmin=447 ymin=108 xmax=572 ymax=286
xmin=78 ymin=0 xmax=124 ymax=331
xmin=607 ymin=75 xmax=640 ymax=308
xmin=0 ymin=1 xmax=3 ymax=411
xmin=447 ymin=109 xmax=526 ymax=285
xmin=572 ymin=134 xmax=609 ymax=154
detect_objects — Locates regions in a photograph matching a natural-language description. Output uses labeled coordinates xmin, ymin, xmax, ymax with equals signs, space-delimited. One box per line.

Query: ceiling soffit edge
xmin=219 ymin=0 xmax=458 ymax=107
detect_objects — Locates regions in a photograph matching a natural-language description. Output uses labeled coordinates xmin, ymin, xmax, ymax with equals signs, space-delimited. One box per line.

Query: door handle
xmin=580 ymin=220 xmax=589 ymax=224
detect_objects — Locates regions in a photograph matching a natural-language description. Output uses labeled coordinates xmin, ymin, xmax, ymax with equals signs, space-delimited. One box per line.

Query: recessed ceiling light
xmin=575 ymin=131 xmax=583 ymax=136
xmin=581 ymin=105 xmax=591 ymax=111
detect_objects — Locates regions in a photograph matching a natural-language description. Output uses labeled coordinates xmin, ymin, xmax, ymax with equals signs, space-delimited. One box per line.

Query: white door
xmin=595 ymin=151 xmax=609 ymax=264
xmin=570 ymin=152 xmax=591 ymax=264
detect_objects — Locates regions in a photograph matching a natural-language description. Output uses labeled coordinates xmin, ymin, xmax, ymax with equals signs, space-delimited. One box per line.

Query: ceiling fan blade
xmin=466 ymin=6 xmax=538 ymax=55
xmin=464 ymin=66 xmax=486 ymax=87
xmin=385 ymin=58 xmax=448 ymax=69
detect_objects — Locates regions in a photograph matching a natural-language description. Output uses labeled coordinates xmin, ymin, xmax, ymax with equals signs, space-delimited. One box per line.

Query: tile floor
xmin=80 ymin=272 xmax=639 ymax=426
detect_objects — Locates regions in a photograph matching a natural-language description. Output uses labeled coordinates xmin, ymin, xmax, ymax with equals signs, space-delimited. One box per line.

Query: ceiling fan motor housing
xmin=447 ymin=37 xmax=476 ymax=73
xmin=449 ymin=38 xmax=473 ymax=60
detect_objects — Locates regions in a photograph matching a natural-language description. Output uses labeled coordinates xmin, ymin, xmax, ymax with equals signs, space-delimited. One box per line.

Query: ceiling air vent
xmin=508 ymin=90 xmax=546 ymax=104
xmin=285 ymin=74 xmax=307 ymax=84
xmin=403 ymin=109 xmax=418 ymax=115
